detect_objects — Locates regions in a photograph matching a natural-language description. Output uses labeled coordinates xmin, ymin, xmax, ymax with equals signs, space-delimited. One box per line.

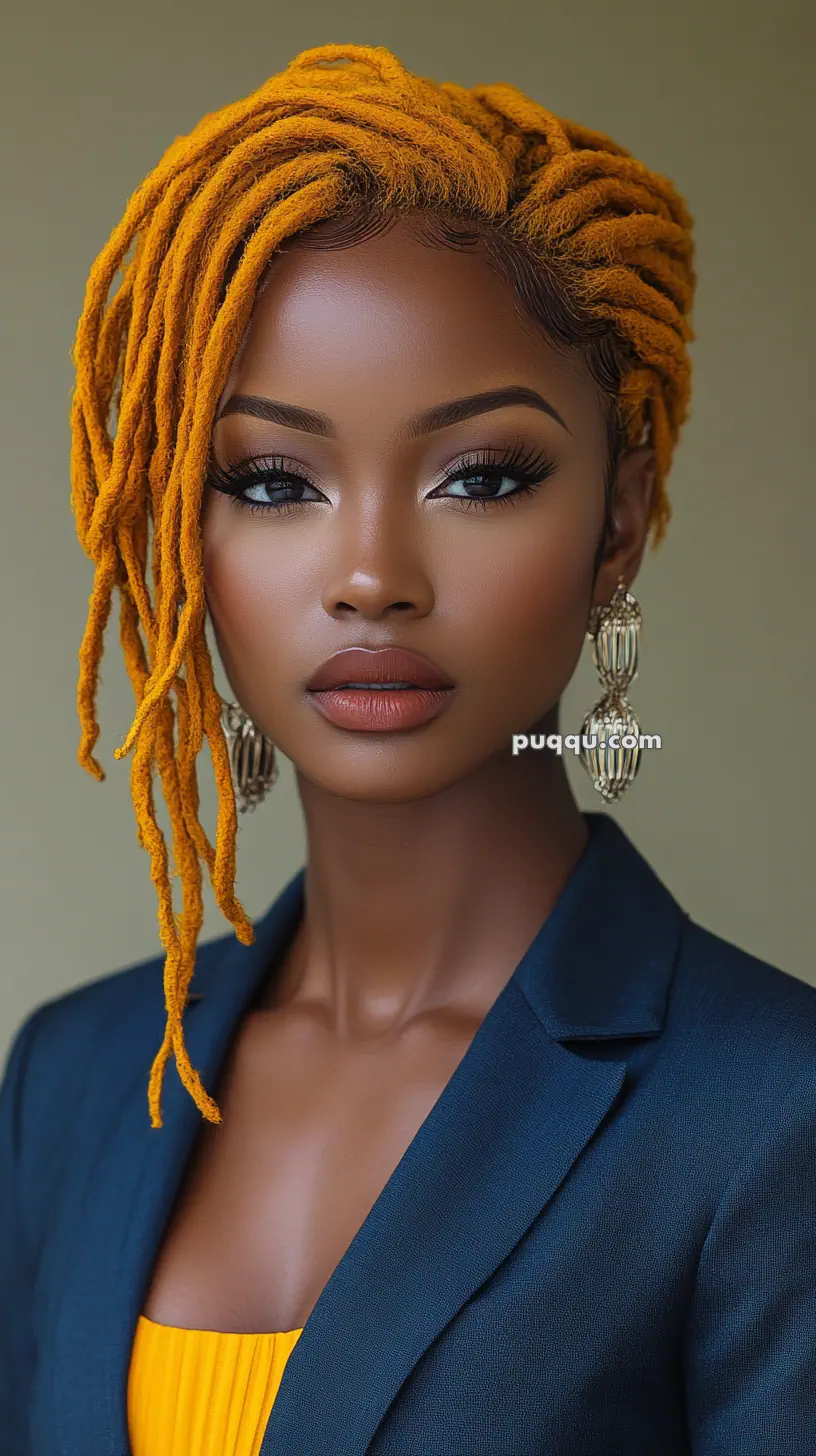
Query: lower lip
xmin=306 ymin=686 xmax=455 ymax=731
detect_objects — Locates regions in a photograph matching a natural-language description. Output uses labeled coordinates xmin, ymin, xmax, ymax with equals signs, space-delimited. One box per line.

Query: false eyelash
xmin=203 ymin=451 xmax=325 ymax=519
xmin=204 ymin=452 xmax=320 ymax=497
xmin=203 ymin=440 xmax=560 ymax=517
xmin=432 ymin=441 xmax=558 ymax=513
xmin=441 ymin=440 xmax=557 ymax=485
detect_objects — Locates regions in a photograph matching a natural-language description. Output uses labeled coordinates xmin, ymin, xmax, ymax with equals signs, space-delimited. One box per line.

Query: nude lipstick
xmin=305 ymin=646 xmax=456 ymax=731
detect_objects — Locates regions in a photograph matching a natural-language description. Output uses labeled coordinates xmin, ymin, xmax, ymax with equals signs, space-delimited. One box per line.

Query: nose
xmin=320 ymin=497 xmax=436 ymax=621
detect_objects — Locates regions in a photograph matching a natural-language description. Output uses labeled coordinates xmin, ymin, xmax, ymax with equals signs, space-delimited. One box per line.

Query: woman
xmin=1 ymin=40 xmax=814 ymax=1456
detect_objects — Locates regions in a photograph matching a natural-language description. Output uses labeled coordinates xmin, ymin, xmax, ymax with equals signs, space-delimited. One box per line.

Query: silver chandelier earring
xmin=579 ymin=577 xmax=643 ymax=802
xmin=220 ymin=699 xmax=279 ymax=813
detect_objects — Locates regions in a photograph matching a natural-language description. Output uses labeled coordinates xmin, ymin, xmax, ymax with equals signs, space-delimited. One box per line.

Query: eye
xmin=242 ymin=477 xmax=323 ymax=507
xmin=429 ymin=443 xmax=558 ymax=511
xmin=442 ymin=471 xmax=526 ymax=499
xmin=204 ymin=454 xmax=326 ymax=515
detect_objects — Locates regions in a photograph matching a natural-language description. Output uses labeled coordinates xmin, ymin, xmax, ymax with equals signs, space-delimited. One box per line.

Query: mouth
xmin=305 ymin=648 xmax=456 ymax=732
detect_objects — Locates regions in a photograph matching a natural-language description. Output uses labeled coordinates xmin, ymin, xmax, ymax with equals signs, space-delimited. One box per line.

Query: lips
xmin=305 ymin=646 xmax=456 ymax=732
xmin=306 ymin=647 xmax=455 ymax=693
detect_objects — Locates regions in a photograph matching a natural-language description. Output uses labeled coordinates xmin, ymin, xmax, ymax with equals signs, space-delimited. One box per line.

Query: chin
xmin=291 ymin=744 xmax=488 ymax=805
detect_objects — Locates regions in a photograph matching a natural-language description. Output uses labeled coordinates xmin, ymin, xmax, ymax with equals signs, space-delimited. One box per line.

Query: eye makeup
xmin=204 ymin=439 xmax=560 ymax=518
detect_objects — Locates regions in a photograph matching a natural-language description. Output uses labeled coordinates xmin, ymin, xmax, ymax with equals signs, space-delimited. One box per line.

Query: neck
xmin=273 ymin=744 xmax=589 ymax=1035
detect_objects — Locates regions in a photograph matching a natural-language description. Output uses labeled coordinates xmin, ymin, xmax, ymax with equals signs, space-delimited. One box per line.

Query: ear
xmin=593 ymin=445 xmax=657 ymax=607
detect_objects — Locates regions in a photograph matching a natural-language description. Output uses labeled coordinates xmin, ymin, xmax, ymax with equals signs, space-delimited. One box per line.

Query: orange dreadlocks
xmin=69 ymin=42 xmax=695 ymax=1129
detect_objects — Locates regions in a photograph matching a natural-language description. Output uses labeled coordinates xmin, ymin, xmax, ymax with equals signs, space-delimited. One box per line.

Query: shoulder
xmin=660 ymin=913 xmax=816 ymax=1152
xmin=4 ymin=930 xmax=232 ymax=1078
xmin=0 ymin=930 xmax=235 ymax=1159
xmin=673 ymin=914 xmax=816 ymax=1057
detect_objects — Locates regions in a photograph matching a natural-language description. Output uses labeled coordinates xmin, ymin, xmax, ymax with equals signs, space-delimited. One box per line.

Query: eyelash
xmin=204 ymin=441 xmax=559 ymax=518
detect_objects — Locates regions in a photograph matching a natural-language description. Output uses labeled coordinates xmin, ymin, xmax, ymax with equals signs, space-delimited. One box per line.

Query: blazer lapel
xmin=258 ymin=812 xmax=687 ymax=1456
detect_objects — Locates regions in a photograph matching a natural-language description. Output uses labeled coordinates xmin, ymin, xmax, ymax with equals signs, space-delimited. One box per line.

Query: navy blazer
xmin=2 ymin=811 xmax=816 ymax=1455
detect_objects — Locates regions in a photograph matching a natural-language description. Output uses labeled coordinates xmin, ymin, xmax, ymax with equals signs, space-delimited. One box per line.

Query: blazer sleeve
xmin=682 ymin=1061 xmax=816 ymax=1454
xmin=0 ymin=1004 xmax=50 ymax=1456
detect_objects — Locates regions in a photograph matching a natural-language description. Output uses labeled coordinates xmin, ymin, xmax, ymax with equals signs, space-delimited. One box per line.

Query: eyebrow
xmin=216 ymin=385 xmax=571 ymax=438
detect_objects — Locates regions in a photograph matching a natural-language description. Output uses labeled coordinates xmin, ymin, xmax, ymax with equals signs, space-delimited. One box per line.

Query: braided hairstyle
xmin=70 ymin=42 xmax=696 ymax=1128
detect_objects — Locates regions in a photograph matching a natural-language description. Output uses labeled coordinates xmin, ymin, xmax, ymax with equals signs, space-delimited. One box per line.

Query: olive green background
xmin=1 ymin=0 xmax=813 ymax=1065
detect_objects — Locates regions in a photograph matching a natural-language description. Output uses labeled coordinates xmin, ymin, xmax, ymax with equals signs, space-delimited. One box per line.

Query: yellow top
xmin=127 ymin=1313 xmax=305 ymax=1455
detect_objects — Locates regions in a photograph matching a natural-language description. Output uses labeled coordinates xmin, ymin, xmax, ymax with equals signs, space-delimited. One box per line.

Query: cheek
xmin=442 ymin=500 xmax=597 ymax=702
xmin=201 ymin=505 xmax=307 ymax=679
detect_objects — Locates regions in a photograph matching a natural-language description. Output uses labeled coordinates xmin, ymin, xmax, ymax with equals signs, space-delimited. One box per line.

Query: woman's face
xmin=202 ymin=213 xmax=652 ymax=802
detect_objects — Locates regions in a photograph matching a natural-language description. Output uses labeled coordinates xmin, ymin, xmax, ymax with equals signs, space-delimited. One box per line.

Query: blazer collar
xmin=47 ymin=810 xmax=686 ymax=1456
xmin=516 ymin=810 xmax=686 ymax=1040
xmin=189 ymin=808 xmax=684 ymax=1042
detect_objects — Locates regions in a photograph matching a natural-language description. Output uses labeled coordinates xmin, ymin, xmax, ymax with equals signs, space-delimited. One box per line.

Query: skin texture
xmin=142 ymin=213 xmax=656 ymax=1334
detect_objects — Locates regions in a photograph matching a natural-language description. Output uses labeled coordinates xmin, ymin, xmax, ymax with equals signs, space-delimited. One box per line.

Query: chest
xmin=141 ymin=1005 xmax=480 ymax=1334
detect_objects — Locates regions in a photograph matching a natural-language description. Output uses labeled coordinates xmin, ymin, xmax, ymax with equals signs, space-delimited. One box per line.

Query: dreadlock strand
xmin=622 ymin=245 xmax=695 ymax=317
xmin=129 ymin=720 xmax=209 ymax=1129
xmin=76 ymin=541 xmax=120 ymax=780
xmin=173 ymin=666 xmax=217 ymax=881
xmin=146 ymin=1021 xmax=176 ymax=1130
xmin=570 ymin=212 xmax=693 ymax=267
xmin=516 ymin=149 xmax=690 ymax=228
xmin=95 ymin=272 xmax=134 ymax=425
xmin=129 ymin=723 xmax=180 ymax=981
xmin=435 ymin=79 xmax=527 ymax=161
xmin=541 ymin=176 xmax=676 ymax=244
xmin=69 ymin=399 xmax=102 ymax=549
xmin=117 ymin=515 xmax=156 ymax=678
xmin=598 ymin=305 xmax=689 ymax=394
xmin=114 ymin=394 xmax=159 ymax=593
xmin=559 ymin=119 xmax=634 ymax=159
xmin=285 ymin=41 xmax=417 ymax=92
xmin=155 ymin=712 xmax=221 ymax=1127
xmin=179 ymin=646 xmax=205 ymax=768
xmin=154 ymin=697 xmax=205 ymax=978
xmin=118 ymin=573 xmax=150 ymax=701
xmin=117 ymin=514 xmax=157 ymax=664
xmin=579 ymin=263 xmax=688 ymax=335
xmin=469 ymin=84 xmax=573 ymax=156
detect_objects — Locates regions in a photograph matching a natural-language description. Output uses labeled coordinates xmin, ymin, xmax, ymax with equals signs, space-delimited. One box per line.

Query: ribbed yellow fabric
xmin=127 ymin=1313 xmax=304 ymax=1455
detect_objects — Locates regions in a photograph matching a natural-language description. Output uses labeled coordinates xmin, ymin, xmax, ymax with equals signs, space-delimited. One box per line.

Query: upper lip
xmin=306 ymin=646 xmax=455 ymax=692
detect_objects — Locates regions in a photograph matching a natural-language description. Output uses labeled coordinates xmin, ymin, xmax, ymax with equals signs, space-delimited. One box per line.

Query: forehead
xmin=219 ymin=214 xmax=600 ymax=435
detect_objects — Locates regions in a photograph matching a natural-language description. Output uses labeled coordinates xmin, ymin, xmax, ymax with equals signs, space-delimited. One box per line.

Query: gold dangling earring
xmin=220 ymin=699 xmax=279 ymax=812
xmin=579 ymin=577 xmax=643 ymax=802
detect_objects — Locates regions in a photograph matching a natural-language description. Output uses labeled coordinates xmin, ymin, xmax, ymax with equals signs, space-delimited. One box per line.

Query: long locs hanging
xmin=579 ymin=578 xmax=644 ymax=802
